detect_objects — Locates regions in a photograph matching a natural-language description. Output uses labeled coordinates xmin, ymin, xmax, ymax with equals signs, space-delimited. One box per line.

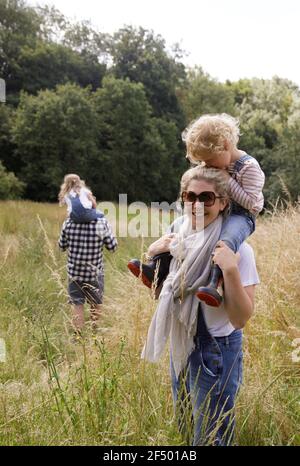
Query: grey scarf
xmin=141 ymin=214 xmax=223 ymax=378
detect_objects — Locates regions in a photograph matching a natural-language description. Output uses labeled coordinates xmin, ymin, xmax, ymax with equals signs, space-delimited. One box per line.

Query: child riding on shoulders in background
xmin=58 ymin=174 xmax=104 ymax=223
xmin=128 ymin=113 xmax=265 ymax=307
xmin=58 ymin=174 xmax=117 ymax=335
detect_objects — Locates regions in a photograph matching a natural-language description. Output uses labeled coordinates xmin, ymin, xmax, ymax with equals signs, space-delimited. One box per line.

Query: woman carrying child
xmin=141 ymin=165 xmax=260 ymax=445
xmin=128 ymin=113 xmax=264 ymax=308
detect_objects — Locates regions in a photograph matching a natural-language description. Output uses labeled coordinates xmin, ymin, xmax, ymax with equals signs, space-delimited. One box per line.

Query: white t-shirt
xmin=203 ymin=241 xmax=260 ymax=337
xmin=64 ymin=187 xmax=92 ymax=214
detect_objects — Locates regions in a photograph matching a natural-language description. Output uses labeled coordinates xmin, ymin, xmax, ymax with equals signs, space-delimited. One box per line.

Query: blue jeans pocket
xmin=199 ymin=341 xmax=223 ymax=379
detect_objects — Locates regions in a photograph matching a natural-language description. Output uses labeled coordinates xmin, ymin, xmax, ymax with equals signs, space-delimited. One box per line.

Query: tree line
xmin=1 ymin=0 xmax=300 ymax=206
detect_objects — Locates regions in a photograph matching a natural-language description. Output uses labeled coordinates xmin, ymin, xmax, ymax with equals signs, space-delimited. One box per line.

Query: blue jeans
xmin=171 ymin=308 xmax=243 ymax=446
xmin=220 ymin=210 xmax=255 ymax=253
xmin=69 ymin=196 xmax=104 ymax=224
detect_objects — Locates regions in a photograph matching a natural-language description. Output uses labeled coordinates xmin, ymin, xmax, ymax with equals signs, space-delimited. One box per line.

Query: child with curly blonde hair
xmin=128 ymin=113 xmax=265 ymax=308
xmin=58 ymin=174 xmax=103 ymax=223
xmin=181 ymin=113 xmax=265 ymax=306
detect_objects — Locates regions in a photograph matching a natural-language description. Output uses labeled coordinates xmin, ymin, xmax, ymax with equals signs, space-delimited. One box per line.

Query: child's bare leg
xmin=72 ymin=304 xmax=85 ymax=332
xmin=90 ymin=304 xmax=101 ymax=330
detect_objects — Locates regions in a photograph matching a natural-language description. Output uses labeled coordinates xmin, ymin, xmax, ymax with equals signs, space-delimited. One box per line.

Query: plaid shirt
xmin=58 ymin=217 xmax=117 ymax=281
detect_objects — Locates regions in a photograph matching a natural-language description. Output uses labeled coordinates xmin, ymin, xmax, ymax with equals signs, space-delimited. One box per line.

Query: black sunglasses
xmin=182 ymin=191 xmax=223 ymax=206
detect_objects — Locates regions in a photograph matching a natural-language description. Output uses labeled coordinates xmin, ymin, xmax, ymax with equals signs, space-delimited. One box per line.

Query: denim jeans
xmin=219 ymin=210 xmax=255 ymax=253
xmin=69 ymin=196 xmax=104 ymax=223
xmin=171 ymin=306 xmax=243 ymax=446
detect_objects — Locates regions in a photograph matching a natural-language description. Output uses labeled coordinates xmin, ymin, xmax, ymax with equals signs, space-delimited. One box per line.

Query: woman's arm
xmin=147 ymin=234 xmax=175 ymax=258
xmin=212 ymin=241 xmax=255 ymax=329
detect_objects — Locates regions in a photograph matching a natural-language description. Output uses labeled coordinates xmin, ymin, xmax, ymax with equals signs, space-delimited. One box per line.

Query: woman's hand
xmin=212 ymin=240 xmax=240 ymax=272
xmin=213 ymin=241 xmax=255 ymax=329
xmin=147 ymin=234 xmax=176 ymax=258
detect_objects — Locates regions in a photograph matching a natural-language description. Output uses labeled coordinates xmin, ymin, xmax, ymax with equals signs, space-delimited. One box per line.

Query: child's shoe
xmin=196 ymin=264 xmax=223 ymax=307
xmin=127 ymin=252 xmax=172 ymax=289
xmin=127 ymin=259 xmax=155 ymax=288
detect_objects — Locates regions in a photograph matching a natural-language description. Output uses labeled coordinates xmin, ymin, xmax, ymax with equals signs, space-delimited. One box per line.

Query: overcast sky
xmin=30 ymin=0 xmax=300 ymax=86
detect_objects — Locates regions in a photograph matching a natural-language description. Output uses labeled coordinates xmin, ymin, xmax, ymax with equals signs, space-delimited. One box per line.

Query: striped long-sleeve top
xmin=227 ymin=155 xmax=265 ymax=215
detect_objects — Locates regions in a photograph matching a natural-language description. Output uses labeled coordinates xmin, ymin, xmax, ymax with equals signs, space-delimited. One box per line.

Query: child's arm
xmin=97 ymin=218 xmax=118 ymax=252
xmin=58 ymin=222 xmax=69 ymax=251
xmin=86 ymin=191 xmax=97 ymax=209
xmin=228 ymin=162 xmax=265 ymax=212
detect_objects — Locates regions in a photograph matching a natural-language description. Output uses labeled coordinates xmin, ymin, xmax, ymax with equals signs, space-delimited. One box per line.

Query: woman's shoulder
xmin=238 ymin=242 xmax=256 ymax=262
xmin=238 ymin=242 xmax=260 ymax=286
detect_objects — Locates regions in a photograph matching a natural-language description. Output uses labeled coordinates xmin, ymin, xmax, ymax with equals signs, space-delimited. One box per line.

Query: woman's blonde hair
xmin=179 ymin=165 xmax=230 ymax=216
xmin=182 ymin=113 xmax=240 ymax=163
xmin=58 ymin=174 xmax=85 ymax=205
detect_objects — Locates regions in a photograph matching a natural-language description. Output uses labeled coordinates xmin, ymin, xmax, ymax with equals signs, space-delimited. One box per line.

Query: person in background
xmin=58 ymin=195 xmax=117 ymax=335
xmin=58 ymin=173 xmax=104 ymax=224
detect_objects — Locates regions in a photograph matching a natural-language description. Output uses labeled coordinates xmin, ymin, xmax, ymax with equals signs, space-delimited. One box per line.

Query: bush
xmin=0 ymin=161 xmax=25 ymax=199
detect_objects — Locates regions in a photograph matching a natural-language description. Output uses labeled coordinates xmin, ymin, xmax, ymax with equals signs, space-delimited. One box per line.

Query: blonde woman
xmin=141 ymin=166 xmax=260 ymax=445
xmin=58 ymin=174 xmax=104 ymax=223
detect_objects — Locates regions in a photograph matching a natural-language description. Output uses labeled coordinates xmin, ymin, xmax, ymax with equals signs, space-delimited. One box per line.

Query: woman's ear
xmin=220 ymin=198 xmax=229 ymax=212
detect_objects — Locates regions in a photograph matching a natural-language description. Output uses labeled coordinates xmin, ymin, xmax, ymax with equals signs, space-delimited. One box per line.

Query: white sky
xmin=30 ymin=0 xmax=300 ymax=86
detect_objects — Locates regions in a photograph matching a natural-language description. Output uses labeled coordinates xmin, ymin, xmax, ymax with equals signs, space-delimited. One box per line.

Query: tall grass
xmin=0 ymin=200 xmax=299 ymax=445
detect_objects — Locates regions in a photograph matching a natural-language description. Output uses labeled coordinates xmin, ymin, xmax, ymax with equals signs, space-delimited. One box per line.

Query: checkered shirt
xmin=58 ymin=217 xmax=117 ymax=282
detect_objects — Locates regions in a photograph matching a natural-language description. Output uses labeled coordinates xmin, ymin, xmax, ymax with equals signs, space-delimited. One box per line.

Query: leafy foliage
xmin=0 ymin=0 xmax=300 ymax=206
xmin=110 ymin=26 xmax=186 ymax=123
xmin=12 ymin=84 xmax=99 ymax=201
xmin=93 ymin=76 xmax=184 ymax=202
xmin=0 ymin=160 xmax=25 ymax=199
xmin=181 ymin=67 xmax=236 ymax=121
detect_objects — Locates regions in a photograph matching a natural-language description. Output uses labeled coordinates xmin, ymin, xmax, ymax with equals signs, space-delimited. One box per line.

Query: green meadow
xmin=0 ymin=201 xmax=299 ymax=445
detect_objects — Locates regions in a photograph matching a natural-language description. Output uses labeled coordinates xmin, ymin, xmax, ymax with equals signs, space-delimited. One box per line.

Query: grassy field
xmin=0 ymin=200 xmax=299 ymax=445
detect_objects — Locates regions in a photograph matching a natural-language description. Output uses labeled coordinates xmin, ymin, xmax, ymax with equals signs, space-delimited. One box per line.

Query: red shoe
xmin=196 ymin=286 xmax=222 ymax=307
xmin=127 ymin=259 xmax=154 ymax=288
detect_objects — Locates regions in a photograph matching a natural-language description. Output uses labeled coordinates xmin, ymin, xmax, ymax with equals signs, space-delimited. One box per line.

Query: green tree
xmin=0 ymin=104 xmax=16 ymax=172
xmin=37 ymin=4 xmax=110 ymax=61
xmin=93 ymin=76 xmax=185 ymax=203
xmin=0 ymin=1 xmax=107 ymax=105
xmin=267 ymin=122 xmax=300 ymax=203
xmin=12 ymin=83 xmax=99 ymax=201
xmin=110 ymin=26 xmax=186 ymax=123
xmin=17 ymin=41 xmax=106 ymax=94
xmin=236 ymin=77 xmax=299 ymax=154
xmin=0 ymin=0 xmax=42 ymax=104
xmin=180 ymin=67 xmax=236 ymax=121
xmin=0 ymin=160 xmax=25 ymax=199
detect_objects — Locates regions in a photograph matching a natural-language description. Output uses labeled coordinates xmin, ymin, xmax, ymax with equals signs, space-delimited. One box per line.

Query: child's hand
xmin=147 ymin=234 xmax=176 ymax=257
xmin=212 ymin=240 xmax=240 ymax=272
xmin=91 ymin=195 xmax=97 ymax=208
xmin=87 ymin=192 xmax=97 ymax=208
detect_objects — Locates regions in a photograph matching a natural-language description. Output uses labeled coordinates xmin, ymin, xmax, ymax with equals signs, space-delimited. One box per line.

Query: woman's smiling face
xmin=183 ymin=179 xmax=228 ymax=229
